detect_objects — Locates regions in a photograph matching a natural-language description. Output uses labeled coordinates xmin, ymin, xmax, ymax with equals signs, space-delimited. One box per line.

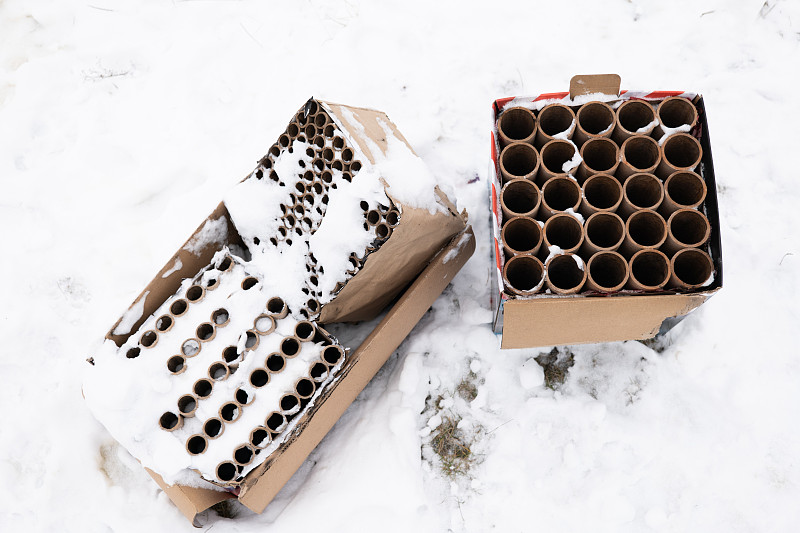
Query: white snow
xmin=161 ymin=258 xmax=183 ymax=278
xmin=3 ymin=1 xmax=800 ymax=532
xmin=112 ymin=290 xmax=149 ymax=336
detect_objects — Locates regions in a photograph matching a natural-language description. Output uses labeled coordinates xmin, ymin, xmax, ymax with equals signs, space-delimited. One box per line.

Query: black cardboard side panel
xmin=695 ymin=97 xmax=724 ymax=289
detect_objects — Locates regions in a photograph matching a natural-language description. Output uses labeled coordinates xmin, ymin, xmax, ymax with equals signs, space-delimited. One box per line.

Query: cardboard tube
xmin=502 ymin=255 xmax=545 ymax=296
xmin=497 ymin=107 xmax=537 ymax=147
xmin=178 ymin=394 xmax=198 ymax=418
xmin=617 ymin=136 xmax=661 ymax=180
xmin=620 ymin=209 xmax=667 ymax=257
xmin=267 ymin=297 xmax=289 ymax=319
xmin=219 ymin=401 xmax=241 ymax=423
xmin=196 ymin=322 xmax=216 ymax=342
xmin=386 ymin=209 xmax=400 ymax=228
xmin=265 ymin=412 xmax=287 ymax=434
xmin=499 ymin=142 xmax=540 ymax=183
xmin=322 ymin=147 xmax=335 ymax=163
xmin=266 ymin=352 xmax=286 ymax=373
xmin=500 ymin=179 xmax=541 ymax=221
xmin=375 ymin=223 xmax=392 ymax=241
xmin=234 ymin=387 xmax=254 ymax=407
xmin=167 ymin=355 xmax=186 ymax=375
xmin=535 ymin=104 xmax=576 ymax=148
xmin=670 ymin=248 xmax=714 ymax=290
xmin=243 ymin=330 xmax=260 ymax=351
xmin=613 ymin=99 xmax=657 ymax=143
xmin=126 ymin=347 xmax=141 ymax=359
xmin=366 ymin=209 xmax=381 ymax=226
xmin=241 ymin=276 xmax=259 ymax=291
xmin=252 ymin=314 xmax=275 ymax=335
xmin=660 ymin=171 xmax=707 ymax=216
xmin=573 ymin=102 xmax=616 ymax=146
xmin=250 ymin=368 xmax=270 ymax=388
xmin=627 ymin=249 xmax=670 ymax=291
xmin=501 ymin=216 xmax=542 ymax=257
xmin=351 ymin=160 xmax=363 ymax=173
xmin=580 ymin=212 xmax=625 ymax=256
xmin=287 ymin=122 xmax=300 ymax=138
xmin=278 ymin=133 xmax=291 ymax=148
xmin=294 ymin=321 xmax=316 ymax=342
xmin=211 ymin=308 xmax=230 ymax=327
xmin=304 ymin=123 xmax=317 ymax=139
xmin=140 ymin=330 xmax=158 ymax=348
xmin=656 ymin=133 xmax=703 ymax=178
xmin=186 ymin=284 xmax=205 ymax=303
xmin=181 ymin=338 xmax=201 ymax=357
xmin=576 ymin=137 xmax=619 ymax=182
xmin=295 ymin=377 xmax=316 ymax=400
xmin=586 ymin=251 xmax=629 ymax=293
xmin=654 ymin=96 xmax=698 ymax=139
xmin=580 ymin=173 xmax=622 ymax=216
xmin=309 ymin=361 xmax=329 ymax=383
xmin=618 ymin=173 xmax=664 ymax=218
xmin=280 ymin=336 xmax=302 ymax=358
xmin=222 ymin=345 xmax=239 ymax=363
xmin=314 ymin=112 xmax=329 ymax=129
xmin=193 ymin=378 xmax=213 ymax=398
xmin=279 ymin=393 xmax=301 ymax=416
xmin=208 ymin=361 xmax=230 ymax=381
xmin=307 ymin=298 xmax=321 ymax=316
xmin=250 ymin=426 xmax=272 ymax=449
xmin=216 ymin=461 xmax=237 ymax=483
xmin=159 ymin=411 xmax=183 ymax=432
xmin=332 ymin=136 xmax=345 ymax=150
xmin=155 ymin=314 xmax=174 ymax=333
xmin=542 ymin=213 xmax=584 ymax=256
xmin=545 ymin=253 xmax=587 ymax=295
xmin=537 ymin=140 xmax=578 ymax=184
xmin=663 ymin=208 xmax=711 ymax=255
xmin=538 ymin=177 xmax=581 ymax=219
xmin=186 ymin=434 xmax=208 ymax=455
xmin=170 ymin=298 xmax=188 ymax=317
xmin=234 ymin=444 xmax=256 ymax=466
xmin=341 ymin=147 xmax=354 ymax=163
xmin=322 ymin=345 xmax=344 ymax=367
xmin=204 ymin=418 xmax=224 ymax=439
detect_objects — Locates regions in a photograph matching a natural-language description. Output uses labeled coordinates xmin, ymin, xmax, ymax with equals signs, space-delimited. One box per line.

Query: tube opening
xmin=581 ymin=138 xmax=618 ymax=172
xmin=234 ymin=445 xmax=254 ymax=465
xmin=673 ymin=249 xmax=713 ymax=286
xmin=216 ymin=461 xmax=236 ymax=482
xmin=577 ymin=102 xmax=614 ymax=135
xmin=159 ymin=412 xmax=180 ymax=431
xmin=170 ymin=299 xmax=188 ymax=316
xmin=209 ymin=362 xmax=228 ymax=381
xmin=386 ymin=210 xmax=400 ymax=227
xmin=623 ymin=136 xmax=659 ymax=170
xmin=307 ymin=299 xmax=320 ymax=313
xmin=181 ymin=339 xmax=201 ymax=357
xmin=186 ymin=435 xmax=207 ymax=455
xmin=351 ymin=160 xmax=362 ymax=173
xmin=235 ymin=388 xmax=250 ymax=405
xmin=196 ymin=323 xmax=215 ymax=341
xmin=266 ymin=353 xmax=286 ymax=373
xmin=376 ymin=223 xmax=391 ymax=240
xmin=287 ymin=123 xmax=299 ymax=137
xmin=241 ymin=277 xmax=259 ymax=290
xmin=254 ymin=315 xmax=275 ymax=335
xmin=211 ymin=308 xmax=229 ymax=326
xmin=156 ymin=315 xmax=173 ymax=332
xmin=631 ymin=251 xmax=670 ymax=288
xmin=167 ymin=355 xmax=185 ymax=373
xmin=505 ymin=255 xmax=544 ymax=292
xmin=204 ymin=418 xmax=223 ymax=438
xmin=295 ymin=321 xmax=315 ymax=341
xmin=222 ymin=345 xmax=239 ymax=363
xmin=281 ymin=337 xmax=300 ymax=357
xmin=140 ymin=330 xmax=158 ymax=348
xmin=244 ymin=330 xmax=258 ymax=350
xmin=186 ymin=285 xmax=204 ymax=302
xmin=194 ymin=378 xmax=213 ymax=398
xmin=250 ymin=427 xmax=271 ymax=448
xmin=545 ymin=215 xmax=583 ymax=250
xmin=296 ymin=378 xmax=315 ymax=399
xmin=126 ymin=347 xmax=141 ymax=359
xmin=618 ymin=100 xmax=655 ymax=133
xmin=366 ymin=209 xmax=381 ymax=225
xmin=583 ymin=174 xmax=621 ymax=210
xmin=250 ymin=368 xmax=269 ymax=388
xmin=333 ymin=136 xmax=345 ymax=150
xmin=266 ymin=412 xmax=286 ymax=433
xmin=670 ymin=210 xmax=709 ymax=246
xmin=502 ymin=217 xmax=542 ymax=254
xmin=310 ymin=361 xmax=329 ymax=381
xmin=541 ymin=141 xmax=576 ymax=174
xmin=500 ymin=143 xmax=538 ymax=178
xmin=588 ymin=252 xmax=627 ymax=290
xmin=178 ymin=395 xmax=197 ymax=415
xmin=267 ymin=297 xmax=286 ymax=315
xmin=220 ymin=402 xmax=239 ymax=422
xmin=539 ymin=105 xmax=574 ymax=136
xmin=586 ymin=213 xmax=624 ymax=248
xmin=659 ymin=98 xmax=697 ymax=128
xmin=323 ymin=345 xmax=344 ymax=366
xmin=278 ymin=134 xmax=290 ymax=148
xmin=547 ymin=255 xmax=585 ymax=291
xmin=314 ymin=113 xmax=327 ymax=128
xmin=502 ymin=180 xmax=539 ymax=216
xmin=628 ymin=211 xmax=666 ymax=246
xmin=543 ymin=177 xmax=581 ymax=211
xmin=663 ymin=134 xmax=701 ymax=169
xmin=666 ymin=172 xmax=705 ymax=207
xmin=280 ymin=394 xmax=299 ymax=413
xmin=342 ymin=147 xmax=354 ymax=163
xmin=625 ymin=174 xmax=663 ymax=209
xmin=304 ymin=124 xmax=316 ymax=139
xmin=499 ymin=107 xmax=536 ymax=142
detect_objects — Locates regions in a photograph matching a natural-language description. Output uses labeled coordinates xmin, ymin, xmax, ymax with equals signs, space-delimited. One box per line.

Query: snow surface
xmin=3 ymin=1 xmax=800 ymax=532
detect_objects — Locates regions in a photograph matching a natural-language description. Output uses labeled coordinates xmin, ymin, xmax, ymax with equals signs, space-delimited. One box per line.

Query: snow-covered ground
xmin=2 ymin=0 xmax=799 ymax=531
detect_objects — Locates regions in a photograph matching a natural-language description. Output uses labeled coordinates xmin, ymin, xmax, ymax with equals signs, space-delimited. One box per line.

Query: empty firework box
xmin=89 ymin=99 xmax=473 ymax=524
xmin=490 ymin=75 xmax=723 ymax=349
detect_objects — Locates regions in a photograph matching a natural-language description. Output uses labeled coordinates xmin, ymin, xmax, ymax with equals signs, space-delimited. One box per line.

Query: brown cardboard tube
xmin=203 ymin=417 xmax=224 ymax=439
xmin=169 ymin=298 xmax=188 ymax=317
xmin=500 ymin=179 xmax=541 ymax=220
xmin=501 ymin=216 xmax=542 ymax=257
xmin=196 ymin=322 xmax=216 ymax=342
xmin=250 ymin=426 xmax=272 ymax=449
xmin=140 ymin=330 xmax=158 ymax=348
xmin=295 ymin=377 xmax=316 ymax=400
xmin=613 ymin=99 xmax=657 ymax=143
xmin=267 ymin=297 xmax=289 ymax=319
xmin=341 ymin=147 xmax=354 ymax=163
xmin=322 ymin=345 xmax=344 ymax=367
xmin=159 ymin=411 xmax=183 ymax=432
xmin=375 ymin=223 xmax=392 ymax=241
xmin=669 ymin=248 xmax=714 ymax=290
xmin=620 ymin=209 xmax=667 ymax=257
xmin=167 ymin=355 xmax=186 ymax=375
xmin=541 ymin=213 xmax=584 ymax=256
xmin=497 ymin=107 xmax=537 ymax=147
xmin=306 ymin=298 xmax=320 ymax=317
xmin=660 ymin=171 xmax=707 ymax=216
xmin=253 ymin=314 xmax=276 ymax=335
xmin=627 ymin=249 xmax=670 ymax=291
xmin=249 ymin=369 xmax=270 ymax=390
xmin=309 ymin=361 xmax=329 ymax=382
xmin=618 ymin=173 xmax=664 ymax=218
xmin=244 ymin=330 xmax=260 ymax=351
xmin=656 ymin=133 xmax=703 ymax=178
xmin=294 ymin=321 xmax=316 ymax=342
xmin=386 ymin=209 xmax=401 ymax=227
xmin=181 ymin=338 xmax=201 ymax=357
xmin=234 ymin=444 xmax=255 ymax=466
xmin=617 ymin=136 xmax=661 ymax=180
xmin=287 ymin=122 xmax=300 ymax=138
xmin=314 ymin=112 xmax=329 ymax=129
xmin=303 ymin=123 xmax=316 ymax=139
xmin=663 ymin=208 xmax=711 ymax=255
xmin=351 ymin=160 xmax=363 ymax=173
xmin=193 ymin=378 xmax=213 ymax=399
xmin=155 ymin=314 xmax=174 ymax=333
xmin=654 ymin=96 xmax=698 ymax=139
xmin=322 ymin=147 xmax=335 ymax=163
xmin=365 ymin=209 xmax=381 ymax=226
xmin=573 ymin=102 xmax=616 ymax=146
xmin=186 ymin=285 xmax=205 ymax=303
xmin=535 ymin=104 xmax=576 ymax=148
xmin=241 ymin=276 xmax=259 ymax=291
xmin=222 ymin=345 xmax=239 ymax=363
xmin=186 ymin=434 xmax=208 ymax=455
xmin=279 ymin=393 xmax=301 ymax=416
xmin=219 ymin=402 xmax=241 ymax=423
xmin=499 ymin=142 xmax=540 ymax=182
xmin=586 ymin=251 xmax=629 ymax=292
xmin=265 ymin=412 xmax=287 ymax=434
xmin=216 ymin=461 xmax=237 ymax=483
xmin=502 ymin=255 xmax=545 ymax=296
xmin=178 ymin=394 xmax=198 ymax=418
xmin=577 ymin=137 xmax=619 ymax=182
xmin=332 ymin=135 xmax=345 ymax=150
xmin=538 ymin=177 xmax=582 ymax=219
xmin=580 ymin=173 xmax=623 ymax=216
xmin=278 ymin=133 xmax=291 ymax=148
xmin=545 ymin=253 xmax=587 ymax=295
xmin=265 ymin=352 xmax=286 ymax=373
xmin=580 ymin=212 xmax=625 ymax=256
xmin=537 ymin=140 xmax=578 ymax=184
xmin=208 ymin=361 xmax=230 ymax=381
xmin=211 ymin=308 xmax=230 ymax=327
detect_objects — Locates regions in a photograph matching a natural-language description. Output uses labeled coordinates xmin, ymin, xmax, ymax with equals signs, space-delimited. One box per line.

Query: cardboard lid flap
xmin=569 ymin=74 xmax=621 ymax=99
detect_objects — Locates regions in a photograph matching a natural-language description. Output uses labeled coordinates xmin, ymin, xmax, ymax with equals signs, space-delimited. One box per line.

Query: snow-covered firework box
xmin=84 ymin=99 xmax=472 ymax=524
xmin=490 ymin=75 xmax=723 ymax=349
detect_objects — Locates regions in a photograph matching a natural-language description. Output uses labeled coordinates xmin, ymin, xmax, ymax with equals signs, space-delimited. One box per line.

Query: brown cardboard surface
xmin=323 ymin=101 xmax=416 ymax=164
xmin=238 ymin=226 xmax=475 ymax=512
xmin=500 ymin=291 xmax=712 ymax=349
xmin=145 ymin=468 xmax=234 ymax=526
xmin=569 ymin=74 xmax=621 ymax=99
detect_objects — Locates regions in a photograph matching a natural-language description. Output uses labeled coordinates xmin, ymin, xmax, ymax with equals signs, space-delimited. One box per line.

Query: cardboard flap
xmin=569 ymin=74 xmax=621 ymax=99
xmin=145 ymin=468 xmax=234 ymax=527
